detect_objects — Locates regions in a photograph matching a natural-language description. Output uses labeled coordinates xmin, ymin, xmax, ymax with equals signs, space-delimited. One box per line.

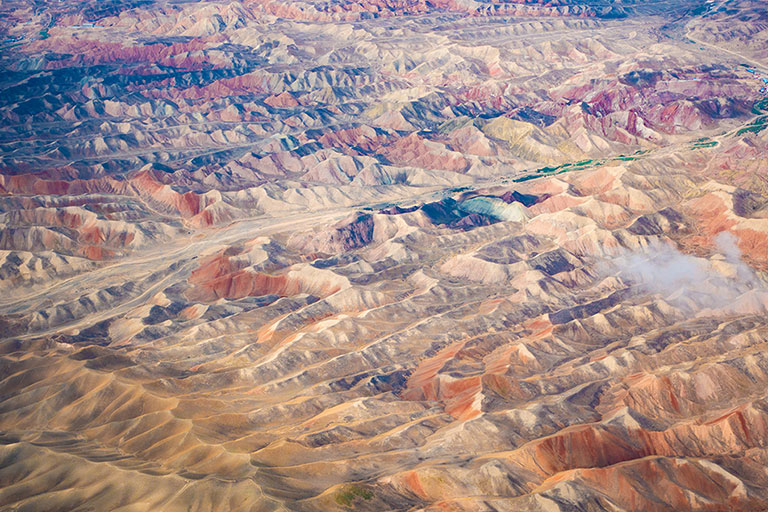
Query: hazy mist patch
xmin=609 ymin=233 xmax=768 ymax=314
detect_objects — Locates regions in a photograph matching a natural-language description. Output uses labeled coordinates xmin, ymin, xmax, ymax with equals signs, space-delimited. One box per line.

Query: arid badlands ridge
xmin=2 ymin=0 xmax=768 ymax=510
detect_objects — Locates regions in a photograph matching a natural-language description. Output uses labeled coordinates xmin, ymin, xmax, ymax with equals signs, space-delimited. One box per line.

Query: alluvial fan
xmin=2 ymin=0 xmax=768 ymax=511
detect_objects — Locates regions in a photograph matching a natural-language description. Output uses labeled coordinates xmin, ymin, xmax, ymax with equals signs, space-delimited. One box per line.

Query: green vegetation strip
xmin=335 ymin=485 xmax=373 ymax=507
xmin=512 ymin=148 xmax=657 ymax=184
xmin=752 ymin=98 xmax=768 ymax=115
xmin=691 ymin=140 xmax=719 ymax=148
xmin=736 ymin=116 xmax=768 ymax=136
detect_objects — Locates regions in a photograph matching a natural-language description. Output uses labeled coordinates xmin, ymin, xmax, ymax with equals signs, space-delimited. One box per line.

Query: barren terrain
xmin=2 ymin=0 xmax=768 ymax=511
